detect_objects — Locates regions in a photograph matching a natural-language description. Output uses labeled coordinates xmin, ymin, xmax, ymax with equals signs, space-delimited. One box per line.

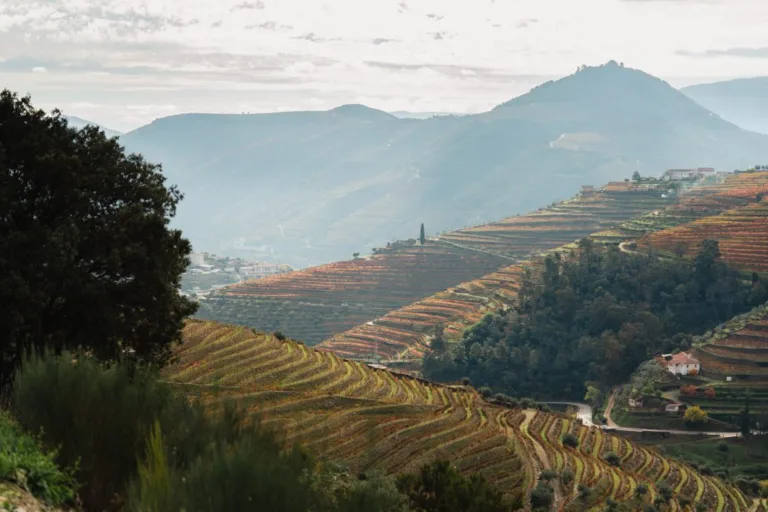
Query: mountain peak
xmin=497 ymin=61 xmax=672 ymax=110
xmin=329 ymin=104 xmax=395 ymax=121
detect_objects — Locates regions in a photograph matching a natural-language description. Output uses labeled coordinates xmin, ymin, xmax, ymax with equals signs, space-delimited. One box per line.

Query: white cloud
xmin=0 ymin=0 xmax=765 ymax=130
xmin=32 ymin=66 xmax=47 ymax=73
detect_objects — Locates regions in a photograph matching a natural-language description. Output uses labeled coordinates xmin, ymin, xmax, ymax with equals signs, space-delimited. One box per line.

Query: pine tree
xmin=420 ymin=223 xmax=426 ymax=246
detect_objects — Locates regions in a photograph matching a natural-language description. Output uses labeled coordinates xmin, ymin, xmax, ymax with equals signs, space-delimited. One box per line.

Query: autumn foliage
xmin=680 ymin=385 xmax=698 ymax=397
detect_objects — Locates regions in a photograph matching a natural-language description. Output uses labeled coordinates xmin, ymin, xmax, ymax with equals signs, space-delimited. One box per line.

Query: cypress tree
xmin=420 ymin=223 xmax=426 ymax=246
xmin=740 ymin=391 xmax=752 ymax=438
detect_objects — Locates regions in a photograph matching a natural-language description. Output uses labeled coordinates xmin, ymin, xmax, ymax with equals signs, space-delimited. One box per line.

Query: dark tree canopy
xmin=0 ymin=90 xmax=196 ymax=384
xmin=423 ymin=240 xmax=767 ymax=399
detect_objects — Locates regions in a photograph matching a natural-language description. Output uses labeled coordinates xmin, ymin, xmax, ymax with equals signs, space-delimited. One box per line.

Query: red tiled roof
xmin=665 ymin=352 xmax=699 ymax=366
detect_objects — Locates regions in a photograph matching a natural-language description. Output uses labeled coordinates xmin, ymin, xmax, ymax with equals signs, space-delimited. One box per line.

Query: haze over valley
xmin=4 ymin=1 xmax=768 ymax=510
xmin=117 ymin=63 xmax=766 ymax=267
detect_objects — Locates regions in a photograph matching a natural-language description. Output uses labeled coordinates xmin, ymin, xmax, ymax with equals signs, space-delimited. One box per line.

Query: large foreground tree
xmin=0 ymin=91 xmax=197 ymax=385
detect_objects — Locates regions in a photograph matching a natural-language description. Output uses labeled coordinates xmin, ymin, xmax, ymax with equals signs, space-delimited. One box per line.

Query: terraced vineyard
xmin=319 ymin=173 xmax=768 ymax=360
xmin=693 ymin=303 xmax=768 ymax=380
xmin=170 ymin=321 xmax=753 ymax=511
xmin=592 ymin=172 xmax=768 ymax=244
xmin=200 ymin=172 xmax=768 ymax=359
xmin=639 ymin=200 xmax=768 ymax=273
xmin=440 ymin=186 xmax=675 ymax=258
xmin=318 ymin=264 xmax=526 ymax=359
xmin=197 ymin=241 xmax=509 ymax=344
xmin=198 ymin=184 xmax=678 ymax=346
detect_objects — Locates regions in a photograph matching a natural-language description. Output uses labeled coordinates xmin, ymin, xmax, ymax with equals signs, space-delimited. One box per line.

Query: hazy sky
xmin=1 ymin=0 xmax=766 ymax=132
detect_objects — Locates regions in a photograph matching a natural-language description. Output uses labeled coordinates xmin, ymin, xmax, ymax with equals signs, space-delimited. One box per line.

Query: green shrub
xmin=168 ymin=427 xmax=315 ymax=512
xmin=12 ymin=350 xmax=216 ymax=511
xmin=540 ymin=469 xmax=557 ymax=481
xmin=530 ymin=481 xmax=553 ymax=509
xmin=310 ymin=465 xmax=408 ymax=512
xmin=604 ymin=452 xmax=621 ymax=467
xmin=560 ymin=469 xmax=574 ymax=486
xmin=397 ymin=460 xmax=509 ymax=512
xmin=562 ymin=432 xmax=579 ymax=448
xmin=130 ymin=410 xmax=412 ymax=512
xmin=657 ymin=483 xmax=673 ymax=501
xmin=0 ymin=412 xmax=77 ymax=506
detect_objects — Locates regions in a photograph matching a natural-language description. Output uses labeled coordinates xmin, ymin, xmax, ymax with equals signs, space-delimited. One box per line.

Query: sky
xmin=1 ymin=0 xmax=766 ymax=132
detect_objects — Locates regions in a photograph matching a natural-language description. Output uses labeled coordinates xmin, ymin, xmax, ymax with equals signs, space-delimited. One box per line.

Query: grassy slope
xmin=0 ymin=412 xmax=76 ymax=508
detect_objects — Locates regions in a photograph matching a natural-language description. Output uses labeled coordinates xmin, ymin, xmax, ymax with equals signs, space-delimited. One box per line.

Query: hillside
xmin=167 ymin=320 xmax=751 ymax=511
xmin=198 ymin=182 xmax=675 ymax=346
xmin=683 ymin=77 xmax=768 ymax=135
xmin=120 ymin=62 xmax=768 ymax=267
xmin=679 ymin=303 xmax=768 ymax=427
xmin=639 ymin=175 xmax=768 ymax=273
xmin=693 ymin=303 xmax=768 ymax=381
xmin=197 ymin=240 xmax=509 ymax=345
xmin=593 ymin=171 xmax=768 ymax=244
xmin=440 ymin=184 xmax=674 ymax=258
xmin=319 ymin=172 xmax=768 ymax=360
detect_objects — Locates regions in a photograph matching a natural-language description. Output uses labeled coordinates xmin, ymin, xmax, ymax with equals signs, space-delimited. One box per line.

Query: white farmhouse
xmin=661 ymin=352 xmax=701 ymax=376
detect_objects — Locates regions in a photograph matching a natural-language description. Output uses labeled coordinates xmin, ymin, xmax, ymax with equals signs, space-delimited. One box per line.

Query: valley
xmin=5 ymin=4 xmax=768 ymax=510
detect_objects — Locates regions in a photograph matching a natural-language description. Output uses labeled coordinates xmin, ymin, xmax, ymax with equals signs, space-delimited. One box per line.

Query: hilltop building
xmin=658 ymin=352 xmax=701 ymax=376
xmin=240 ymin=262 xmax=289 ymax=277
xmin=190 ymin=252 xmax=206 ymax=266
xmin=662 ymin=168 xmax=716 ymax=181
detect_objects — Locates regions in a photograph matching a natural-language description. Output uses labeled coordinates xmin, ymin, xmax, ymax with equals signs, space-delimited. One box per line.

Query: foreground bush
xmin=13 ymin=351 xmax=509 ymax=512
xmin=12 ymin=351 xmax=214 ymax=510
xmin=396 ymin=460 xmax=512 ymax=512
xmin=0 ymin=411 xmax=77 ymax=506
xmin=129 ymin=420 xmax=318 ymax=512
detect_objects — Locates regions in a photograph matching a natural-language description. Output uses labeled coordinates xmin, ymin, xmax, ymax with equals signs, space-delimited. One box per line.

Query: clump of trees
xmin=423 ymin=239 xmax=767 ymax=399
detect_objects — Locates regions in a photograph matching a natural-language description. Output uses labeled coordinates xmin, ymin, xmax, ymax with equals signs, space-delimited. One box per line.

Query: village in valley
xmin=180 ymin=251 xmax=293 ymax=298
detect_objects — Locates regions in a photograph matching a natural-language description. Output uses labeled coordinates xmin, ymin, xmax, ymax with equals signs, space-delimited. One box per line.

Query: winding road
xmin=544 ymin=394 xmax=744 ymax=439
xmin=542 ymin=402 xmax=594 ymax=427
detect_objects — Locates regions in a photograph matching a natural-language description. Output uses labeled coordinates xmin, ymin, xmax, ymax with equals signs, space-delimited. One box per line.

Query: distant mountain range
xmin=120 ymin=61 xmax=768 ymax=268
xmin=682 ymin=77 xmax=768 ymax=135
xmin=63 ymin=115 xmax=122 ymax=138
